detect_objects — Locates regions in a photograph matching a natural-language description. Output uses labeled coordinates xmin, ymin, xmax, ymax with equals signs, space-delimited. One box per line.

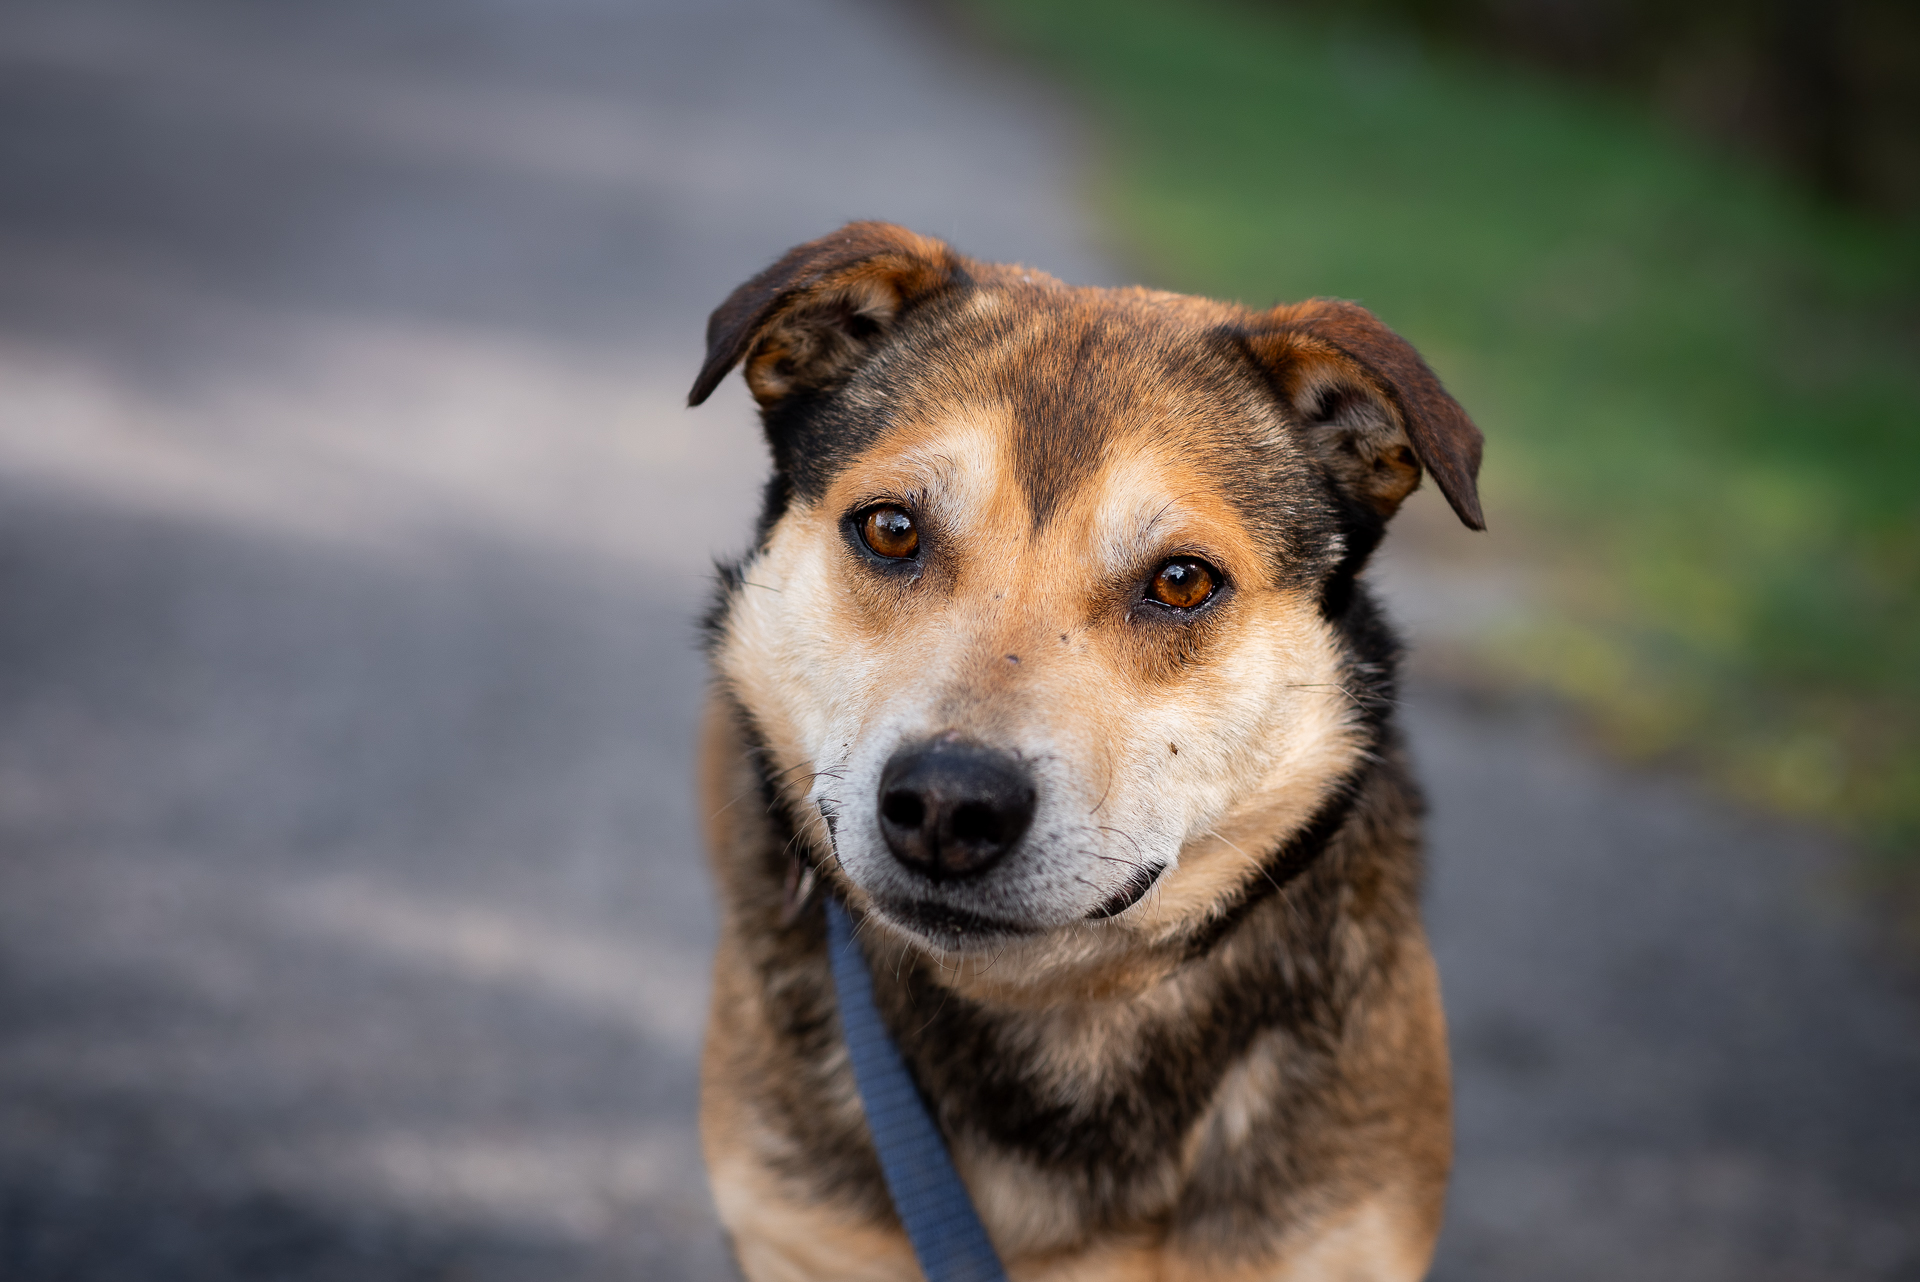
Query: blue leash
xmin=825 ymin=897 xmax=1009 ymax=1282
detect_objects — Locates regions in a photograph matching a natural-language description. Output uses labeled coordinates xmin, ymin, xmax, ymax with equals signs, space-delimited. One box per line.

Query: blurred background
xmin=0 ymin=1 xmax=1914 ymax=1279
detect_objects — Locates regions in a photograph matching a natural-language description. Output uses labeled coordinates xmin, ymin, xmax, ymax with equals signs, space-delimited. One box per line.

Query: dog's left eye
xmin=858 ymin=505 xmax=920 ymax=559
xmin=1148 ymin=558 xmax=1219 ymax=610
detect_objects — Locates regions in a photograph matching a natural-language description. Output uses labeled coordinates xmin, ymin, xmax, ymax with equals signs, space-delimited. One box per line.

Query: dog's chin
xmin=866 ymin=894 xmax=1044 ymax=953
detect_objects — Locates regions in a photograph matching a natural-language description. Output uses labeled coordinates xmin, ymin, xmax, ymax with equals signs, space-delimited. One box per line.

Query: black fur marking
xmin=1007 ymin=317 xmax=1122 ymax=528
xmin=1313 ymin=479 xmax=1390 ymax=625
xmin=758 ymin=383 xmax=891 ymax=510
xmin=752 ymin=469 xmax=796 ymax=547
xmin=700 ymin=556 xmax=746 ymax=656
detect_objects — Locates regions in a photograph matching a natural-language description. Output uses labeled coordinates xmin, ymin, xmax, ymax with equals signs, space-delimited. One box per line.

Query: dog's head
xmin=692 ymin=222 xmax=1481 ymax=978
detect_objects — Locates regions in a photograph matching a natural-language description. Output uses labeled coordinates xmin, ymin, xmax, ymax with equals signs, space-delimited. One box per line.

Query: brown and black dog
xmin=688 ymin=222 xmax=1483 ymax=1281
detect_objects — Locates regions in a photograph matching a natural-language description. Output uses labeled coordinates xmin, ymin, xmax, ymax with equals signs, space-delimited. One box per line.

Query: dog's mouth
xmin=1088 ymin=861 xmax=1167 ymax=919
xmin=870 ymin=895 xmax=1041 ymax=947
xmin=867 ymin=858 xmax=1168 ymax=947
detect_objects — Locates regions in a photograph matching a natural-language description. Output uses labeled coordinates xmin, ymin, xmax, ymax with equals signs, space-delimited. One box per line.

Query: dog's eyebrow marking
xmin=1141 ymin=495 xmax=1183 ymax=538
xmin=1087 ymin=440 xmax=1218 ymax=579
xmin=880 ymin=417 xmax=1003 ymax=529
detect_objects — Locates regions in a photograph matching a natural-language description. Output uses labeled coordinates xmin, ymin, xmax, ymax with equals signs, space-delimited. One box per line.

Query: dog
xmin=688 ymin=222 xmax=1483 ymax=1281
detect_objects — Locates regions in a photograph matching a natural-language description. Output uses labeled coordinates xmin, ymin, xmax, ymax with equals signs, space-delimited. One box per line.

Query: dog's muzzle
xmin=878 ymin=737 xmax=1036 ymax=882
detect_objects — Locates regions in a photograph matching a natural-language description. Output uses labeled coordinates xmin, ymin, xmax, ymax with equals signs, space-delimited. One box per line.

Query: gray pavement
xmin=0 ymin=2 xmax=1915 ymax=1279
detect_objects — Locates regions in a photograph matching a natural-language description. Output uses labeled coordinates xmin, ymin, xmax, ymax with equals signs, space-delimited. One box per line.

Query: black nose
xmin=877 ymin=739 xmax=1037 ymax=881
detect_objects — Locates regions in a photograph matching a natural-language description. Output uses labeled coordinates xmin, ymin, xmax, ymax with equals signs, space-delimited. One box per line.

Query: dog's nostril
xmin=949 ymin=803 xmax=994 ymax=845
xmin=882 ymin=790 xmax=925 ymax=830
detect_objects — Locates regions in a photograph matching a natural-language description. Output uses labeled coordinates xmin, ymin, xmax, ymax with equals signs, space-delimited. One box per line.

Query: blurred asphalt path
xmin=0 ymin=3 xmax=1914 ymax=1280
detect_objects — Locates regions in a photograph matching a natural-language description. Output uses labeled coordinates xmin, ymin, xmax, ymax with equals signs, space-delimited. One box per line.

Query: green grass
xmin=963 ymin=0 xmax=1920 ymax=860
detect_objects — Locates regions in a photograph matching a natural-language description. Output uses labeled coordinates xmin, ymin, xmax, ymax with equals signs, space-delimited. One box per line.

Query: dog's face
xmin=692 ymin=224 xmax=1481 ymax=969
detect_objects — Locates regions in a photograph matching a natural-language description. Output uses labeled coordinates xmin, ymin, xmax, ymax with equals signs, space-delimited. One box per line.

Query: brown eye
xmin=860 ymin=506 xmax=920 ymax=559
xmin=1148 ymin=558 xmax=1218 ymax=610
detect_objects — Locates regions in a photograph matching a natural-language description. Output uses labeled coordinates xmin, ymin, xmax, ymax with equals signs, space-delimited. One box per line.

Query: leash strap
xmin=825 ymin=897 xmax=1009 ymax=1282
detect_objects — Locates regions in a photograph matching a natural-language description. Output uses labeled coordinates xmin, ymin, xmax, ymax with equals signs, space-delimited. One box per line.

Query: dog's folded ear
xmin=1241 ymin=300 xmax=1485 ymax=530
xmin=688 ymin=221 xmax=966 ymax=409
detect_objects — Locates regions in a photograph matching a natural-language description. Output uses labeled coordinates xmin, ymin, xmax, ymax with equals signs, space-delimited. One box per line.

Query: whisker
xmin=1088 ymin=768 xmax=1115 ymax=817
xmin=1285 ymin=682 xmax=1387 ymax=715
xmin=893 ymin=935 xmax=914 ymax=984
xmin=715 ymin=757 xmax=841 ymax=825
xmin=914 ymin=984 xmax=954 ymax=1037
xmin=970 ymin=934 xmax=1016 ymax=979
xmin=1097 ymin=825 xmax=1150 ymax=861
xmin=1204 ymin=826 xmax=1285 ymax=898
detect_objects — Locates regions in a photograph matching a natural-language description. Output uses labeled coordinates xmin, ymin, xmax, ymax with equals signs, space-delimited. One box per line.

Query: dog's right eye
xmin=858 ymin=506 xmax=920 ymax=559
xmin=1148 ymin=558 xmax=1219 ymax=610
